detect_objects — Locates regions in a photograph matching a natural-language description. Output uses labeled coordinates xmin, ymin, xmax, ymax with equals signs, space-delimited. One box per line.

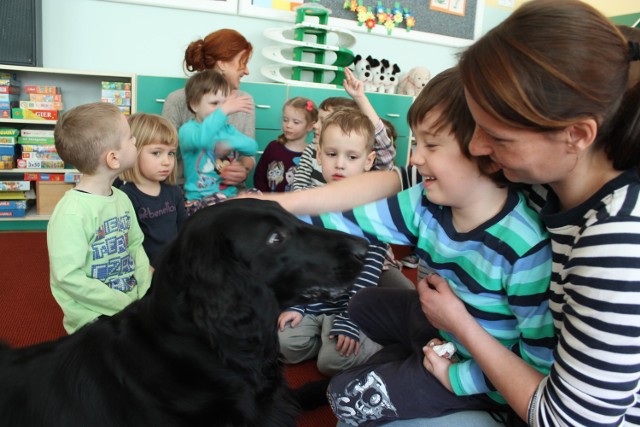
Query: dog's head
xmin=153 ymin=199 xmax=368 ymax=341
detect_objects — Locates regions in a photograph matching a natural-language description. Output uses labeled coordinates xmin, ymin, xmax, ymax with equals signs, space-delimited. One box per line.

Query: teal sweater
xmin=179 ymin=109 xmax=257 ymax=201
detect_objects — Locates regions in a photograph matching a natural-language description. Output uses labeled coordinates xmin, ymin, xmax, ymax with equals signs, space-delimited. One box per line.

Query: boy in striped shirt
xmin=301 ymin=68 xmax=555 ymax=425
xmin=277 ymin=108 xmax=387 ymax=377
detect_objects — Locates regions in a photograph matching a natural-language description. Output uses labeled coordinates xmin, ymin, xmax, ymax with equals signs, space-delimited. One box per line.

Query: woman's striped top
xmin=525 ymin=169 xmax=640 ymax=426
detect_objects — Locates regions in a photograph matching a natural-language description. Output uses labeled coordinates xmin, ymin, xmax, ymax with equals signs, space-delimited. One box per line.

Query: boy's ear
xmin=105 ymin=150 xmax=121 ymax=170
xmin=364 ymin=151 xmax=376 ymax=172
xmin=315 ymin=146 xmax=323 ymax=166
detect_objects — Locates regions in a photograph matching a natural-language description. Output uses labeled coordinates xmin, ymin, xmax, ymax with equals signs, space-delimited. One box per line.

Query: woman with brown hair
xmin=162 ymin=29 xmax=255 ymax=187
xmin=420 ymin=1 xmax=640 ymax=425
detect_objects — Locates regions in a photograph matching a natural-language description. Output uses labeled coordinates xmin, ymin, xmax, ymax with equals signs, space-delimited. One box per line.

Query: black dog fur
xmin=0 ymin=199 xmax=367 ymax=427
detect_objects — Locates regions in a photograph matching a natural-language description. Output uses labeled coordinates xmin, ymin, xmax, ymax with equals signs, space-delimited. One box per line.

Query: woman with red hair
xmin=162 ymin=29 xmax=256 ymax=187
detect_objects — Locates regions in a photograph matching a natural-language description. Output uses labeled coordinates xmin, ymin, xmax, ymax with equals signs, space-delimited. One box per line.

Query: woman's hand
xmin=422 ymin=338 xmax=454 ymax=392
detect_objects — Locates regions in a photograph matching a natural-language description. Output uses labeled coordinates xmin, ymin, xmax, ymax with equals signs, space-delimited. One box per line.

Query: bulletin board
xmin=239 ymin=0 xmax=484 ymax=46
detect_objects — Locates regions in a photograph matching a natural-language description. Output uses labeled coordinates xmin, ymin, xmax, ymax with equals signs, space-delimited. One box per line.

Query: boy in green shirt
xmin=48 ymin=102 xmax=152 ymax=333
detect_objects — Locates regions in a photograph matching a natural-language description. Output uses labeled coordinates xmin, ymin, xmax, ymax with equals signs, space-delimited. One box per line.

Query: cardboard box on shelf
xmin=36 ymin=181 xmax=74 ymax=215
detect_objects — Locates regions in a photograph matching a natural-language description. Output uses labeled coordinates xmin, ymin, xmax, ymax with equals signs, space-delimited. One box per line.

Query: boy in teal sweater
xmin=179 ymin=69 xmax=258 ymax=215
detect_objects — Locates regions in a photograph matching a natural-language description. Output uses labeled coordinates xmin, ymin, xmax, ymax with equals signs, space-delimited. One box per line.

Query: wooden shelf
xmin=0 ymin=64 xmax=133 ymax=230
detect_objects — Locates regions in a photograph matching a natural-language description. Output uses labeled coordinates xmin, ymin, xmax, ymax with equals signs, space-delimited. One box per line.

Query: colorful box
xmin=0 ymin=160 xmax=15 ymax=169
xmin=28 ymin=94 xmax=62 ymax=103
xmin=64 ymin=172 xmax=81 ymax=183
xmin=20 ymin=128 xmax=55 ymax=137
xmin=18 ymin=136 xmax=55 ymax=145
xmin=0 ymin=145 xmax=16 ymax=156
xmin=24 ymin=85 xmax=60 ymax=94
xmin=101 ymin=81 xmax=132 ymax=90
xmin=0 ymin=78 xmax=21 ymax=87
xmin=0 ymin=94 xmax=19 ymax=102
xmin=23 ymin=173 xmax=65 ymax=182
xmin=0 ymin=128 xmax=17 ymax=138
xmin=0 ymin=181 xmax=30 ymax=191
xmin=20 ymin=144 xmax=57 ymax=152
xmin=19 ymin=101 xmax=64 ymax=111
xmin=0 ymin=101 xmax=19 ymax=110
xmin=36 ymin=181 xmax=74 ymax=215
xmin=11 ymin=108 xmax=58 ymax=121
xmin=17 ymin=158 xmax=65 ymax=169
xmin=0 ymin=200 xmax=28 ymax=209
xmin=101 ymin=97 xmax=131 ymax=106
xmin=0 ymin=209 xmax=27 ymax=218
xmin=21 ymin=152 xmax=61 ymax=160
xmin=0 ymin=86 xmax=20 ymax=95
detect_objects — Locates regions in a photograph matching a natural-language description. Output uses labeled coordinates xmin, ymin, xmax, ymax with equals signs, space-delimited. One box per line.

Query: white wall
xmin=42 ymin=0 xmax=509 ymax=81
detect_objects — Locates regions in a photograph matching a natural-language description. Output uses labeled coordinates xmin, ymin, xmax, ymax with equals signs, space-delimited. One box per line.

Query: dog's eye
xmin=267 ymin=232 xmax=284 ymax=246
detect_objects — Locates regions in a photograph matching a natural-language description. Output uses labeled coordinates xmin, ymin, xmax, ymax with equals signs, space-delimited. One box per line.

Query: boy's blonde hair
xmin=319 ymin=108 xmax=375 ymax=152
xmin=185 ymin=69 xmax=232 ymax=114
xmin=318 ymin=97 xmax=357 ymax=112
xmin=120 ymin=113 xmax=179 ymax=185
xmin=54 ymin=102 xmax=124 ymax=174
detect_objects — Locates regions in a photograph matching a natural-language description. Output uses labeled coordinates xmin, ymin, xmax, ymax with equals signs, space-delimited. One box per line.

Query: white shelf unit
xmin=0 ymin=65 xmax=135 ymax=228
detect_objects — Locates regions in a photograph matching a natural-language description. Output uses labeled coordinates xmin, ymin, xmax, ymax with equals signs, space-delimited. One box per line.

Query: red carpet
xmin=0 ymin=232 xmax=65 ymax=347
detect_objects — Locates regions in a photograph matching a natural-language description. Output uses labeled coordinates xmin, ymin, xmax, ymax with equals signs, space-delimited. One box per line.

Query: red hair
xmin=184 ymin=29 xmax=253 ymax=73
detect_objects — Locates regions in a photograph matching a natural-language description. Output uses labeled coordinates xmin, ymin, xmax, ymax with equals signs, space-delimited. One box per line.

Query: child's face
xmin=138 ymin=140 xmax=177 ymax=184
xmin=115 ymin=114 xmax=138 ymax=172
xmin=191 ymin=90 xmax=225 ymax=122
xmin=317 ymin=124 xmax=375 ymax=183
xmin=282 ymin=105 xmax=314 ymax=143
xmin=312 ymin=107 xmax=333 ymax=145
xmin=410 ymin=108 xmax=482 ymax=208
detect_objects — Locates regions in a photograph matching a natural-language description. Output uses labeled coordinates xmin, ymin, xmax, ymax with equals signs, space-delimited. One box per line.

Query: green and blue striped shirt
xmin=304 ymin=183 xmax=555 ymax=402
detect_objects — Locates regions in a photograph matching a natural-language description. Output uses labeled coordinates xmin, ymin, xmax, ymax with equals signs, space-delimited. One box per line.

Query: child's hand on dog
xmin=278 ymin=311 xmax=302 ymax=331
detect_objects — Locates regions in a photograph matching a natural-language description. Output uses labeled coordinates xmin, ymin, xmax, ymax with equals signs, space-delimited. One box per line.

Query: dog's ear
xmin=177 ymin=221 xmax=278 ymax=352
xmin=187 ymin=256 xmax=280 ymax=359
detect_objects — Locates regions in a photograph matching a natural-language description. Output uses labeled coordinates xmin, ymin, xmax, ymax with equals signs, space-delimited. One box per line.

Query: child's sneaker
xmin=400 ymin=254 xmax=419 ymax=269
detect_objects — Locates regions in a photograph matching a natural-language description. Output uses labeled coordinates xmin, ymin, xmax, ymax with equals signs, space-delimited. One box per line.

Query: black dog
xmin=0 ymin=199 xmax=367 ymax=427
